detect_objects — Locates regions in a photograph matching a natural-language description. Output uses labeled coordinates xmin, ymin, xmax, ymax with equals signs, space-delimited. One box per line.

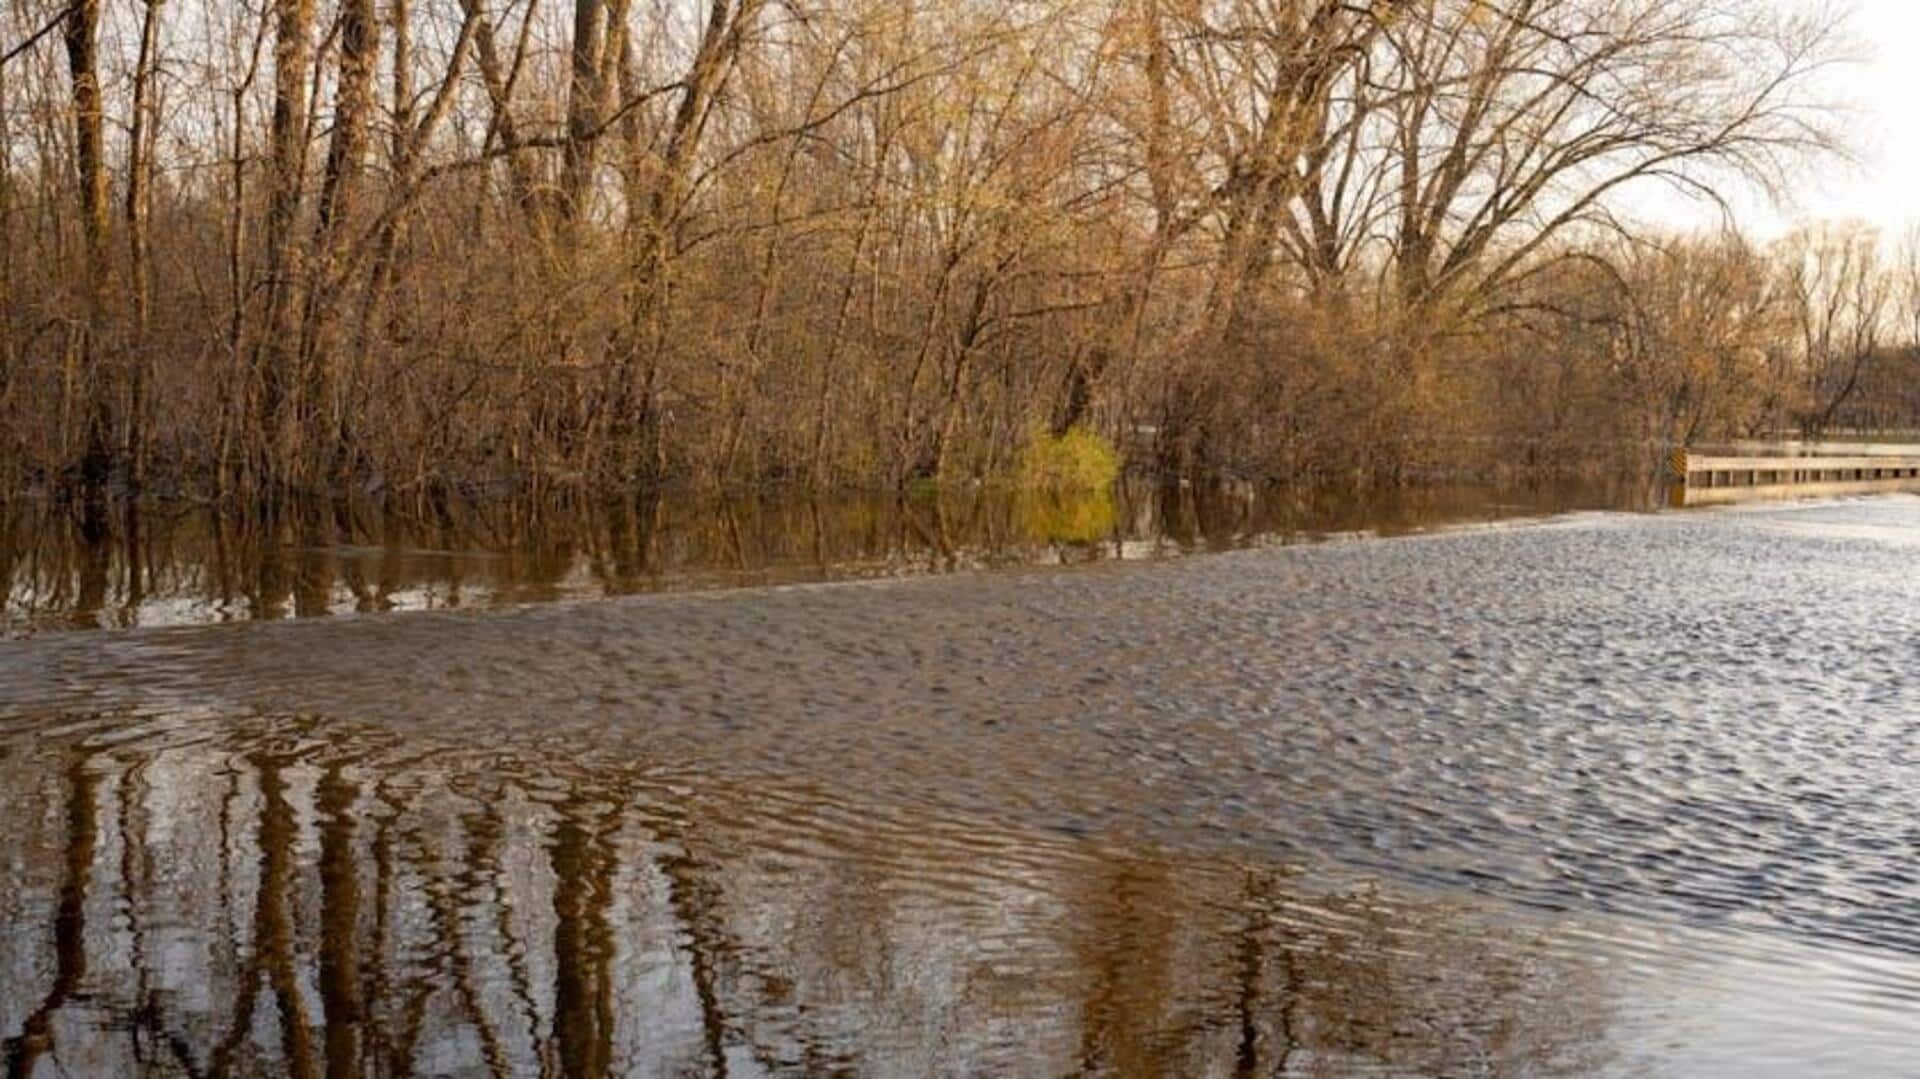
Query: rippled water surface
xmin=2 ymin=490 xmax=1917 ymax=1076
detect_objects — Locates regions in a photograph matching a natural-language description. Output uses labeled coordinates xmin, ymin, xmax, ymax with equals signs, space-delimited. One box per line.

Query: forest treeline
xmin=1 ymin=0 xmax=1914 ymax=499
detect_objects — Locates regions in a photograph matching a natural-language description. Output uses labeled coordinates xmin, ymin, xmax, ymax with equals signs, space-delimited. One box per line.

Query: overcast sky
xmin=1789 ymin=2 xmax=1912 ymax=233
xmin=1748 ymin=0 xmax=1918 ymax=237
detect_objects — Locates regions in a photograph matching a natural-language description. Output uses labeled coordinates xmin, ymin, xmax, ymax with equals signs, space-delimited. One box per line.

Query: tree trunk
xmin=560 ymin=0 xmax=605 ymax=223
xmin=126 ymin=0 xmax=163 ymax=491
xmin=256 ymin=0 xmax=316 ymax=485
xmin=464 ymin=0 xmax=541 ymax=224
xmin=299 ymin=0 xmax=377 ymax=479
xmin=0 ymin=64 xmax=14 ymax=427
xmin=66 ymin=0 xmax=112 ymax=498
xmin=355 ymin=0 xmax=413 ymax=354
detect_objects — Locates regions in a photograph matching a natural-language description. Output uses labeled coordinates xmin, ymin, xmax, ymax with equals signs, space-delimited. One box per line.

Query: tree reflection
xmin=208 ymin=749 xmax=317 ymax=1077
xmin=1 ymin=477 xmax=1650 ymax=635
xmin=0 ymin=721 xmax=1619 ymax=1076
xmin=318 ymin=762 xmax=363 ymax=1078
xmin=3 ymin=751 xmax=100 ymax=1077
xmin=548 ymin=792 xmax=620 ymax=1078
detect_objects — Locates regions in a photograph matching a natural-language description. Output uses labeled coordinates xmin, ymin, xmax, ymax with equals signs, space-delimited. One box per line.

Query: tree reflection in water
xmin=0 ymin=715 xmax=1626 ymax=1077
xmin=1 ymin=477 xmax=1653 ymax=637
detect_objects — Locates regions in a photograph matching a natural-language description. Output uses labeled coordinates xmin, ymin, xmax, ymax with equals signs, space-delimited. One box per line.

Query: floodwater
xmin=2 ymin=485 xmax=1917 ymax=1076
xmin=1 ymin=479 xmax=1654 ymax=636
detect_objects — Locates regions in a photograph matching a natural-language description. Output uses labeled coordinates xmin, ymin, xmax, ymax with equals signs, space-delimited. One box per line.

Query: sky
xmin=1744 ymin=0 xmax=1920 ymax=238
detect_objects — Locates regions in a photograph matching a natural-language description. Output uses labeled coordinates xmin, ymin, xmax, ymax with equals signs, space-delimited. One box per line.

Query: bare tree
xmin=255 ymin=0 xmax=317 ymax=480
xmin=1781 ymin=221 xmax=1890 ymax=437
xmin=125 ymin=0 xmax=163 ymax=488
xmin=299 ymin=0 xmax=380 ymax=460
xmin=0 ymin=0 xmax=1882 ymax=497
xmin=63 ymin=0 xmax=113 ymax=498
xmin=1381 ymin=0 xmax=1842 ymax=322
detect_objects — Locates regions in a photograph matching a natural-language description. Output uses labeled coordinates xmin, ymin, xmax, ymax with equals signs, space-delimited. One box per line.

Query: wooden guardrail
xmin=1669 ymin=443 xmax=1920 ymax=506
xmin=1709 ymin=440 xmax=1920 ymax=458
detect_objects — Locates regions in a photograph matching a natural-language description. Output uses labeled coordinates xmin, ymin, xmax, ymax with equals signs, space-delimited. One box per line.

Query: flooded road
xmin=2 ymin=492 xmax=1917 ymax=1075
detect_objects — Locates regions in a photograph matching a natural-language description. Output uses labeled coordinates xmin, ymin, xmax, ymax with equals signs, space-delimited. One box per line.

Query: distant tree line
xmin=0 ymin=0 xmax=1909 ymax=500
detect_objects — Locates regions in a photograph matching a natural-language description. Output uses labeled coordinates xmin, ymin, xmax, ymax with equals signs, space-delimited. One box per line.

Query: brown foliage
xmin=0 ymin=0 xmax=1903 ymax=501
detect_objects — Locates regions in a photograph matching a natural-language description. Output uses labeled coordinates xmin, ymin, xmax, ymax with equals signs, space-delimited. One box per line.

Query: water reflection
xmin=8 ymin=490 xmax=1916 ymax=1075
xmin=3 ymin=715 xmax=1912 ymax=1077
xmin=3 ymin=719 xmax=1619 ymax=1076
xmin=1 ymin=478 xmax=1655 ymax=636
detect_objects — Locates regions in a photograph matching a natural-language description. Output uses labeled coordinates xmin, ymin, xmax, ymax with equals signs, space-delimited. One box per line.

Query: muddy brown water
xmin=1 ymin=483 xmax=1916 ymax=1076
xmin=1 ymin=480 xmax=1653 ymax=636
